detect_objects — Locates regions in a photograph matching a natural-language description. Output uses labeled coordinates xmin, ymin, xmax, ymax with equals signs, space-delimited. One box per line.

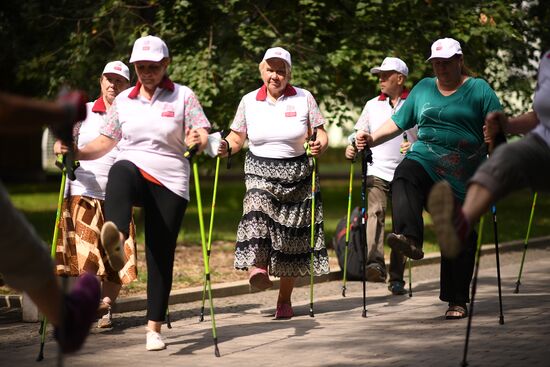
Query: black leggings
xmin=391 ymin=158 xmax=476 ymax=304
xmin=105 ymin=160 xmax=188 ymax=321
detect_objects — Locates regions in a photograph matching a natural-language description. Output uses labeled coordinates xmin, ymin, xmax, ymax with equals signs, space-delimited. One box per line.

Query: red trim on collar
xmin=377 ymin=88 xmax=410 ymax=101
xmin=128 ymin=76 xmax=175 ymax=99
xmin=91 ymin=97 xmax=107 ymax=113
xmin=255 ymin=84 xmax=297 ymax=101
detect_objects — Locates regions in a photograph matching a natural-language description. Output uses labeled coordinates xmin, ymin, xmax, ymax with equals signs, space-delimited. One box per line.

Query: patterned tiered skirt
xmin=234 ymin=152 xmax=330 ymax=277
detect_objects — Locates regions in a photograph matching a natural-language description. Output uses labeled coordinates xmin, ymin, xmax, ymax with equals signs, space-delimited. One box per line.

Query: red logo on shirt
xmin=161 ymin=103 xmax=175 ymax=117
xmin=285 ymin=105 xmax=297 ymax=117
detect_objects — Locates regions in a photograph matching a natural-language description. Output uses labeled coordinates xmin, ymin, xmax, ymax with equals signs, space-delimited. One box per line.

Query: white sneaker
xmin=146 ymin=330 xmax=166 ymax=351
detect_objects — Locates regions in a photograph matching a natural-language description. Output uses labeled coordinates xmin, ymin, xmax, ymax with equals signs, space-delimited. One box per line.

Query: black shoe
xmin=387 ymin=233 xmax=424 ymax=260
xmin=366 ymin=263 xmax=386 ymax=282
xmin=388 ymin=281 xmax=407 ymax=295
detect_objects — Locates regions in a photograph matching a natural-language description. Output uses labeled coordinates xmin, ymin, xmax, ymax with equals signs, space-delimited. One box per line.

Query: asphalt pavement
xmin=1 ymin=239 xmax=549 ymax=367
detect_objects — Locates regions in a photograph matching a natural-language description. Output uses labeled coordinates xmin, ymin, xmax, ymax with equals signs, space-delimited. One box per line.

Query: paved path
xmin=1 ymin=244 xmax=549 ymax=367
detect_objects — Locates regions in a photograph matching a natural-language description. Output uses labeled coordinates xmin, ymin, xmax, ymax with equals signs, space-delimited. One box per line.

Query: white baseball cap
xmin=129 ymin=35 xmax=169 ymax=63
xmin=102 ymin=61 xmax=130 ymax=81
xmin=262 ymin=47 xmax=292 ymax=67
xmin=427 ymin=37 xmax=463 ymax=61
xmin=370 ymin=57 xmax=409 ymax=76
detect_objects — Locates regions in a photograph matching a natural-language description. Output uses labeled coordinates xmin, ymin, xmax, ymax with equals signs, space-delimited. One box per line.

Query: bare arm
xmin=505 ymin=111 xmax=539 ymax=134
xmin=355 ymin=118 xmax=402 ymax=150
xmin=308 ymin=126 xmax=329 ymax=156
xmin=218 ymin=130 xmax=247 ymax=157
xmin=76 ymin=135 xmax=117 ymax=160
xmin=185 ymin=127 xmax=209 ymax=153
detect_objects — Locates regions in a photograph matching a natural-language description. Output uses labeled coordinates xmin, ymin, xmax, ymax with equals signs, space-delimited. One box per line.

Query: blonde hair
xmin=259 ymin=59 xmax=292 ymax=80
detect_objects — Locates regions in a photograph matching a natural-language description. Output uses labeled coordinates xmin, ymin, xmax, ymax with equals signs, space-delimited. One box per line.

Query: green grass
xmin=5 ymin=173 xmax=549 ymax=253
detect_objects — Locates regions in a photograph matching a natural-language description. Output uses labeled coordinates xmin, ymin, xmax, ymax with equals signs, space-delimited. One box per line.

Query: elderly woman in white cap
xmin=65 ymin=36 xmax=211 ymax=350
xmin=53 ymin=60 xmax=134 ymax=329
xmin=218 ymin=46 xmax=330 ymax=319
xmin=355 ymin=37 xmax=502 ymax=319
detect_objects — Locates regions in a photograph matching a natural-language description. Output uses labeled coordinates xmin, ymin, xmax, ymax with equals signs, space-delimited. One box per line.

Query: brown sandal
xmin=445 ymin=304 xmax=468 ymax=319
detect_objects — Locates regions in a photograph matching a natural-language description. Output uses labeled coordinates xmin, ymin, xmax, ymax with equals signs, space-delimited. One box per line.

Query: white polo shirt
xmin=533 ymin=50 xmax=550 ymax=146
xmin=68 ymin=98 xmax=118 ymax=199
xmin=101 ymin=77 xmax=211 ymax=200
xmin=354 ymin=90 xmax=418 ymax=182
xmin=230 ymin=84 xmax=326 ymax=159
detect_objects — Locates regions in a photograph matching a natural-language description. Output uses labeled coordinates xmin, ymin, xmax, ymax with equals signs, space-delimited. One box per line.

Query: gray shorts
xmin=469 ymin=133 xmax=550 ymax=201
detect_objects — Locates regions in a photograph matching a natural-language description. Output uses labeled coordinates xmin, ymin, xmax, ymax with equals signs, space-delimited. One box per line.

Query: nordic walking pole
xmin=360 ymin=146 xmax=373 ymax=318
xmin=306 ymin=129 xmax=318 ymax=317
xmin=37 ymin=154 xmax=78 ymax=364
xmin=491 ymin=204 xmax=504 ymax=324
xmin=200 ymin=153 xmax=221 ymax=322
xmin=341 ymin=160 xmax=355 ymax=297
xmin=408 ymin=259 xmax=413 ymax=297
xmin=401 ymin=132 xmax=413 ymax=298
xmin=185 ymin=145 xmax=220 ymax=357
xmin=514 ymin=192 xmax=538 ymax=294
xmin=461 ymin=216 xmax=485 ymax=367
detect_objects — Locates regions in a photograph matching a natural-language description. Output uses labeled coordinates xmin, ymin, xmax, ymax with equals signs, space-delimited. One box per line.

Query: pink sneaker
xmin=249 ymin=267 xmax=273 ymax=291
xmin=275 ymin=303 xmax=294 ymax=319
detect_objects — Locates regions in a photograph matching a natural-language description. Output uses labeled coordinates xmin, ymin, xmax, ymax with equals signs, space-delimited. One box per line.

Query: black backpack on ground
xmin=332 ymin=206 xmax=365 ymax=280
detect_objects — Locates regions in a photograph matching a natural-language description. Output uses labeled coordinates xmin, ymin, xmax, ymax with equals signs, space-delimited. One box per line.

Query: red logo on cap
xmin=436 ymin=46 xmax=442 ymax=51
xmin=114 ymin=66 xmax=122 ymax=71
xmin=143 ymin=46 xmax=150 ymax=50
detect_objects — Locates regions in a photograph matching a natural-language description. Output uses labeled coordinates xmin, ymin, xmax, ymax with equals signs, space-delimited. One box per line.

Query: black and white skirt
xmin=234 ymin=152 xmax=330 ymax=277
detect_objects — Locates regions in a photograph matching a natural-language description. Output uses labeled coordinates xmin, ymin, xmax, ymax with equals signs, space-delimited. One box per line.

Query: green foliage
xmin=1 ymin=0 xmax=548 ymax=121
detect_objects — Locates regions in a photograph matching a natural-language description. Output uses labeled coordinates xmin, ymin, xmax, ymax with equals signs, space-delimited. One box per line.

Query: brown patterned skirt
xmin=55 ymin=195 xmax=137 ymax=285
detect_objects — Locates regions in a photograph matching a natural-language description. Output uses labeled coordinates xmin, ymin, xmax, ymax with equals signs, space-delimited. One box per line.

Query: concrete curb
xmin=2 ymin=235 xmax=549 ymax=312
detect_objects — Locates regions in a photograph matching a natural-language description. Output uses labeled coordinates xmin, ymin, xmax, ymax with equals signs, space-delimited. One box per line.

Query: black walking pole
xmin=360 ymin=146 xmax=372 ymax=318
xmin=461 ymin=217 xmax=485 ymax=367
xmin=514 ymin=192 xmax=538 ymax=294
xmin=341 ymin=159 xmax=355 ymax=297
xmin=407 ymin=259 xmax=413 ymax=297
xmin=306 ymin=129 xmax=318 ymax=317
xmin=491 ymin=205 xmax=504 ymax=324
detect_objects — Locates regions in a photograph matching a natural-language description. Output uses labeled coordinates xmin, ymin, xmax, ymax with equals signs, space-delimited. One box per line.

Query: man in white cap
xmin=53 ymin=60 xmax=135 ymax=329
xmin=345 ymin=56 xmax=417 ymax=295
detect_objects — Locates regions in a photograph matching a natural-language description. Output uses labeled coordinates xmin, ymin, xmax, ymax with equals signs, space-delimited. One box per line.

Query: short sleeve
xmin=306 ymin=91 xmax=326 ymax=128
xmin=392 ymin=80 xmax=425 ymax=131
xmin=354 ymin=102 xmax=370 ymax=131
xmin=100 ymin=100 xmax=122 ymax=141
xmin=230 ymin=99 xmax=247 ymax=133
xmin=184 ymin=91 xmax=211 ymax=130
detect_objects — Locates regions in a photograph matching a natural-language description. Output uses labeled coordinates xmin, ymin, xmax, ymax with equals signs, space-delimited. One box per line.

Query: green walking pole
xmin=200 ymin=154 xmax=221 ymax=322
xmin=37 ymin=154 xmax=78 ymax=363
xmin=514 ymin=192 xmax=538 ymax=294
xmin=341 ymin=161 xmax=355 ymax=297
xmin=185 ymin=146 xmax=220 ymax=357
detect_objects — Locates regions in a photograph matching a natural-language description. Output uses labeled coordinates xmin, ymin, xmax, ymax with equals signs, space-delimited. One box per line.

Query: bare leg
xmin=102 ymin=280 xmax=122 ymax=302
xmin=277 ymin=277 xmax=295 ymax=304
xmin=147 ymin=320 xmax=162 ymax=333
xmin=25 ymin=278 xmax=63 ymax=326
xmin=462 ymin=183 xmax=494 ymax=224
